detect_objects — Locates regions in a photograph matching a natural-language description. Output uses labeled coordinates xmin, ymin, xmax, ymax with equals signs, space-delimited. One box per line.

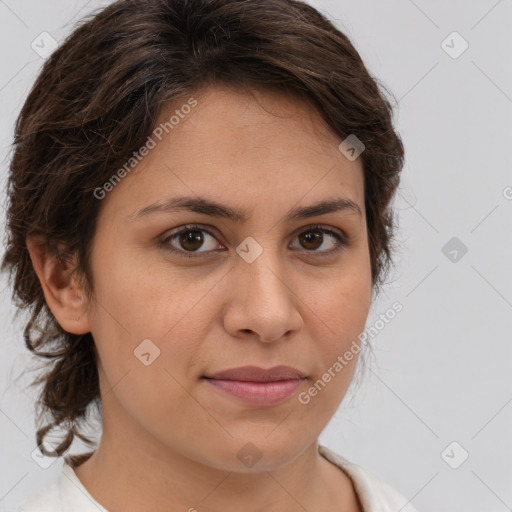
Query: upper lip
xmin=204 ymin=365 xmax=306 ymax=382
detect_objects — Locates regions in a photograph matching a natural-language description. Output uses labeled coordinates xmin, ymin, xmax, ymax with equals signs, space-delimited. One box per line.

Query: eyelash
xmin=159 ymin=223 xmax=349 ymax=259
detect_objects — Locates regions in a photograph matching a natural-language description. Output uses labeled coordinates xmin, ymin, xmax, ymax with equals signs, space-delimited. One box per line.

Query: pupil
xmin=181 ymin=231 xmax=203 ymax=251
xmin=301 ymin=231 xmax=322 ymax=250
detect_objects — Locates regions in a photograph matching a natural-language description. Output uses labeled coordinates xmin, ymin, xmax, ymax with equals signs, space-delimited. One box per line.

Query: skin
xmin=27 ymin=84 xmax=372 ymax=512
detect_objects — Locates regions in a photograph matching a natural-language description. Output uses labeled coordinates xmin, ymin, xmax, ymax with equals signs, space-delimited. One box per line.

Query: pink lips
xmin=203 ymin=365 xmax=306 ymax=406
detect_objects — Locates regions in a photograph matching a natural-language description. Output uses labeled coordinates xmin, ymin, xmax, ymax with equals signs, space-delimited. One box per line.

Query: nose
xmin=222 ymin=249 xmax=303 ymax=343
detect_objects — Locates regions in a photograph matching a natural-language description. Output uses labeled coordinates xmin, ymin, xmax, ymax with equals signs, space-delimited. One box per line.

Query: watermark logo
xmin=441 ymin=31 xmax=469 ymax=60
xmin=442 ymin=236 xmax=468 ymax=263
xmin=237 ymin=442 xmax=263 ymax=468
xmin=31 ymin=441 xmax=59 ymax=469
xmin=441 ymin=441 xmax=469 ymax=469
xmin=134 ymin=338 xmax=161 ymax=366
xmin=338 ymin=134 xmax=365 ymax=161
xmin=236 ymin=237 xmax=264 ymax=263
xmin=31 ymin=31 xmax=58 ymax=59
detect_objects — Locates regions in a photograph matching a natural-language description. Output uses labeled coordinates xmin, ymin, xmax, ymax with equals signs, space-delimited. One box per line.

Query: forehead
xmin=156 ymin=84 xmax=342 ymax=151
xmin=102 ymin=84 xmax=365 ymax=221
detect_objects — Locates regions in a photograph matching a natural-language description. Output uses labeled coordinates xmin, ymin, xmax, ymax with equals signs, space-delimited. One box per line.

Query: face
xmin=84 ymin=84 xmax=372 ymax=471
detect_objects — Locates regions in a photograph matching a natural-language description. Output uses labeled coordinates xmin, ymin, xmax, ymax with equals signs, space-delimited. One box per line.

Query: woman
xmin=2 ymin=0 xmax=416 ymax=510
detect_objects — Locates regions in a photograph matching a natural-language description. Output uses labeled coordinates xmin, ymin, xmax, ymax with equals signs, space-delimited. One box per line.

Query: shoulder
xmin=17 ymin=483 xmax=60 ymax=512
xmin=318 ymin=445 xmax=420 ymax=512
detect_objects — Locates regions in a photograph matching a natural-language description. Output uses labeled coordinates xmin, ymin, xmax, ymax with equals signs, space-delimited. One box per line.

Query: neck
xmin=73 ymin=429 xmax=361 ymax=512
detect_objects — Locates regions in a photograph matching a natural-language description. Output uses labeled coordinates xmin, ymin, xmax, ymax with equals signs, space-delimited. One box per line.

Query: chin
xmin=204 ymin=435 xmax=311 ymax=473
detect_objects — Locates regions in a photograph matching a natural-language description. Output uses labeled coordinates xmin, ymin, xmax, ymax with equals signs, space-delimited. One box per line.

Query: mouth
xmin=202 ymin=365 xmax=307 ymax=406
xmin=203 ymin=365 xmax=306 ymax=382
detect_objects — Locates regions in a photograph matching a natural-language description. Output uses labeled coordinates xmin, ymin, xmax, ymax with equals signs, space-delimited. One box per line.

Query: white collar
xmin=56 ymin=445 xmax=418 ymax=512
xmin=59 ymin=461 xmax=109 ymax=512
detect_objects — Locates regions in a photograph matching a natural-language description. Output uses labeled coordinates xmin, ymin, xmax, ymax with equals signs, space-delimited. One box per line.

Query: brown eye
xmin=291 ymin=226 xmax=348 ymax=255
xmin=178 ymin=230 xmax=205 ymax=251
xmin=299 ymin=230 xmax=323 ymax=250
xmin=161 ymin=225 xmax=223 ymax=258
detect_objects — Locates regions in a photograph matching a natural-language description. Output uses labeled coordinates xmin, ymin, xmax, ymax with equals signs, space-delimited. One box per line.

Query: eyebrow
xmin=128 ymin=195 xmax=363 ymax=224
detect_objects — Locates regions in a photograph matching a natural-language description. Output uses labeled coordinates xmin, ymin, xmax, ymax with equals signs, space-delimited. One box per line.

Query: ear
xmin=26 ymin=235 xmax=91 ymax=335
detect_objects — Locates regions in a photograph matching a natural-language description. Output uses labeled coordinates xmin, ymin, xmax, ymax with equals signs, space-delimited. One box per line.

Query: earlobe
xmin=26 ymin=235 xmax=91 ymax=335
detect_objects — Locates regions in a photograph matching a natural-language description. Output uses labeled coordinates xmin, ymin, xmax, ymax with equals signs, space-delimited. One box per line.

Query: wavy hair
xmin=1 ymin=0 xmax=404 ymax=467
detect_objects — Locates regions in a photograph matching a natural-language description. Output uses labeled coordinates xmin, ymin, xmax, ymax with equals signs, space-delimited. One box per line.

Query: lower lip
xmin=204 ymin=378 xmax=305 ymax=406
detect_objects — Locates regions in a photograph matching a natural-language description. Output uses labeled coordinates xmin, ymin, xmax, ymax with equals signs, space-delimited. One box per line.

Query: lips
xmin=203 ymin=365 xmax=306 ymax=382
xmin=203 ymin=365 xmax=306 ymax=406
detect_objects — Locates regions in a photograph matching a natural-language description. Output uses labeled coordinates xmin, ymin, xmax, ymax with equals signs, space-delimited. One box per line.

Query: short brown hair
xmin=1 ymin=0 xmax=404 ymax=464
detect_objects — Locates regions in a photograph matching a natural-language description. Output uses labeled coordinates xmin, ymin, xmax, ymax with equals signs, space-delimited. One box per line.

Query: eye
xmin=159 ymin=224 xmax=349 ymax=259
xmin=160 ymin=224 xmax=223 ymax=258
xmin=290 ymin=225 xmax=348 ymax=256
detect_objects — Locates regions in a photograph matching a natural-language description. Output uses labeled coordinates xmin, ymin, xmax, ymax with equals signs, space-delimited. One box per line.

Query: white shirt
xmin=18 ymin=445 xmax=419 ymax=512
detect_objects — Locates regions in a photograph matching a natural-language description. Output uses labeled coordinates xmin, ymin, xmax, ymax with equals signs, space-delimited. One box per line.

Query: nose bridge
xmin=236 ymin=234 xmax=289 ymax=298
xmin=228 ymin=235 xmax=301 ymax=341
xmin=243 ymin=249 xmax=285 ymax=297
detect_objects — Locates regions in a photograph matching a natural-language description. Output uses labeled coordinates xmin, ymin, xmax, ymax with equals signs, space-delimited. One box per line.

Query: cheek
xmin=87 ymin=248 xmax=219 ymax=387
xmin=297 ymin=306 xmax=369 ymax=425
xmin=307 ymin=253 xmax=372 ymax=341
xmin=90 ymin=243 xmax=204 ymax=334
xmin=87 ymin=256 xmax=209 ymax=436
xmin=300 ymin=257 xmax=371 ymax=404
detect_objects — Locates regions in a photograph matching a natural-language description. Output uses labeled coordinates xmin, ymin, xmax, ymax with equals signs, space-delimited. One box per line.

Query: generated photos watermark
xmin=93 ymin=97 xmax=198 ymax=200
xmin=298 ymin=301 xmax=403 ymax=405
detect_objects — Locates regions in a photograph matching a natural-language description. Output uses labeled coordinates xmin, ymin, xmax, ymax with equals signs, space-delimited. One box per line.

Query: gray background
xmin=0 ymin=1 xmax=511 ymax=511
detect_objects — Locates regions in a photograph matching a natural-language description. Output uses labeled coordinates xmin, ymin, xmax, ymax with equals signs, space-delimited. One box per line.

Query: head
xmin=1 ymin=0 xmax=404 ymax=470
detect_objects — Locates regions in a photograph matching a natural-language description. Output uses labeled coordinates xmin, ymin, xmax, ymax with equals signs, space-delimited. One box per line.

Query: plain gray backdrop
xmin=0 ymin=1 xmax=511 ymax=511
